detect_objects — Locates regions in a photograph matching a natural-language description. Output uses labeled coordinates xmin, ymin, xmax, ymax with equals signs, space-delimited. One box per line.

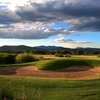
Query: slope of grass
xmin=0 ymin=62 xmax=36 ymax=67
xmin=0 ymin=76 xmax=100 ymax=100
xmin=36 ymin=58 xmax=100 ymax=70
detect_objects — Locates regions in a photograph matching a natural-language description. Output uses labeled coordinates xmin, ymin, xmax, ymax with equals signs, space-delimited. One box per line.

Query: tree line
xmin=0 ymin=49 xmax=100 ymax=55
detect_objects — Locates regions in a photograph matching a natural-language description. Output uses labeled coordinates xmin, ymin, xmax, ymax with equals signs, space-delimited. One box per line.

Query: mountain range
xmin=0 ymin=45 xmax=100 ymax=51
xmin=0 ymin=45 xmax=65 ymax=51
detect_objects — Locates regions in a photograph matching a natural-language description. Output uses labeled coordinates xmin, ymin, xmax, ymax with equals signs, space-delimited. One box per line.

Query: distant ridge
xmin=0 ymin=45 xmax=33 ymax=51
xmin=34 ymin=45 xmax=65 ymax=50
xmin=0 ymin=45 xmax=100 ymax=51
xmin=0 ymin=45 xmax=65 ymax=51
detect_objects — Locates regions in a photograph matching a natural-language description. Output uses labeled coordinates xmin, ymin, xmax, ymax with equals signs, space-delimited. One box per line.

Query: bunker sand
xmin=0 ymin=66 xmax=100 ymax=79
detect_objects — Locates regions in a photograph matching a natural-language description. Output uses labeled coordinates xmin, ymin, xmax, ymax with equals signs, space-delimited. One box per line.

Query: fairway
xmin=0 ymin=76 xmax=100 ymax=100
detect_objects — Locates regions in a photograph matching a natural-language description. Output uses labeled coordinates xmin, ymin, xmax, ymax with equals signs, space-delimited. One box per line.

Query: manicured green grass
xmin=36 ymin=58 xmax=100 ymax=70
xmin=72 ymin=55 xmax=100 ymax=60
xmin=0 ymin=76 xmax=100 ymax=100
xmin=0 ymin=55 xmax=100 ymax=68
xmin=0 ymin=62 xmax=35 ymax=67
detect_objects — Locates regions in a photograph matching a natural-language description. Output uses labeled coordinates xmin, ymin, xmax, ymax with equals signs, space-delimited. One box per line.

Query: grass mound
xmin=36 ymin=58 xmax=100 ymax=70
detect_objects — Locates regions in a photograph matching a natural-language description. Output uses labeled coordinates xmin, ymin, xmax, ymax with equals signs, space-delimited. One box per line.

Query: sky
xmin=0 ymin=0 xmax=100 ymax=48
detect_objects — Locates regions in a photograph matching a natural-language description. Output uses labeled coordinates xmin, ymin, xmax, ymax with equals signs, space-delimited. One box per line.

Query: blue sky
xmin=0 ymin=0 xmax=100 ymax=48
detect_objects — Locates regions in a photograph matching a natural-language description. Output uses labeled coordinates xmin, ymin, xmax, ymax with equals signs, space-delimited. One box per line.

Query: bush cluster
xmin=98 ymin=54 xmax=100 ymax=57
xmin=0 ymin=53 xmax=38 ymax=64
xmin=55 ymin=53 xmax=64 ymax=57
xmin=55 ymin=53 xmax=71 ymax=57
xmin=64 ymin=54 xmax=71 ymax=57
xmin=0 ymin=53 xmax=16 ymax=64
xmin=16 ymin=53 xmax=37 ymax=63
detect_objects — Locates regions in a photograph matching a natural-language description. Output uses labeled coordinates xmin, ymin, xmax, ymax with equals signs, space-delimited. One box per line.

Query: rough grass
xmin=36 ymin=58 xmax=100 ymax=70
xmin=0 ymin=76 xmax=100 ymax=100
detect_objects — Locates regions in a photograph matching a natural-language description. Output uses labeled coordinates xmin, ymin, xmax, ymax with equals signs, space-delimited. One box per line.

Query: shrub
xmin=55 ymin=53 xmax=64 ymax=57
xmin=0 ymin=53 xmax=16 ymax=64
xmin=36 ymin=56 xmax=44 ymax=60
xmin=0 ymin=54 xmax=6 ymax=64
xmin=16 ymin=53 xmax=37 ymax=63
xmin=5 ymin=55 xmax=16 ymax=64
xmin=98 ymin=54 xmax=100 ymax=57
xmin=64 ymin=54 xmax=71 ymax=57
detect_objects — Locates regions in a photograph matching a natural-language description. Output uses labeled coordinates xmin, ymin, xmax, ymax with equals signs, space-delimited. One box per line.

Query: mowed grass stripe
xmin=0 ymin=77 xmax=100 ymax=100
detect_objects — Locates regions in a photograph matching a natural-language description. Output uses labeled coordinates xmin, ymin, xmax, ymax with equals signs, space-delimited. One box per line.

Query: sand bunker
xmin=0 ymin=66 xmax=100 ymax=79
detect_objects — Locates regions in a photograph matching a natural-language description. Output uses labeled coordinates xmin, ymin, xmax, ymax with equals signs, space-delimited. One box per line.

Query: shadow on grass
xmin=47 ymin=60 xmax=94 ymax=72
xmin=0 ymin=67 xmax=20 ymax=75
xmin=0 ymin=88 xmax=13 ymax=100
xmin=54 ymin=66 xmax=94 ymax=72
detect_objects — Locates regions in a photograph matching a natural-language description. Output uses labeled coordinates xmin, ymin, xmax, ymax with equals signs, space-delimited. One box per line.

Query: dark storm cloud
xmin=0 ymin=9 xmax=21 ymax=24
xmin=16 ymin=0 xmax=100 ymax=19
xmin=1 ymin=0 xmax=100 ymax=28
xmin=0 ymin=0 xmax=100 ymax=39
xmin=0 ymin=15 xmax=18 ymax=24
xmin=71 ymin=20 xmax=100 ymax=31
xmin=15 ymin=0 xmax=100 ymax=31
xmin=0 ymin=28 xmax=70 ymax=39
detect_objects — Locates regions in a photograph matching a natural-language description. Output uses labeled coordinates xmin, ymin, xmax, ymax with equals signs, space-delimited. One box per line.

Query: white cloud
xmin=55 ymin=37 xmax=93 ymax=48
xmin=55 ymin=37 xmax=74 ymax=43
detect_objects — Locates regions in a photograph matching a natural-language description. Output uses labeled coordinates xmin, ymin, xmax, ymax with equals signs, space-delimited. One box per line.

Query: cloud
xmin=0 ymin=28 xmax=70 ymax=39
xmin=0 ymin=9 xmax=21 ymax=24
xmin=55 ymin=37 xmax=74 ymax=43
xmin=71 ymin=19 xmax=100 ymax=31
xmin=55 ymin=37 xmax=93 ymax=48
xmin=15 ymin=0 xmax=100 ymax=31
xmin=1 ymin=0 xmax=100 ymax=28
xmin=0 ymin=0 xmax=100 ymax=40
xmin=55 ymin=37 xmax=92 ymax=44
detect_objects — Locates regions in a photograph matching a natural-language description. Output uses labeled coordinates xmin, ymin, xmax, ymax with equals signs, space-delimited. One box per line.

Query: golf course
xmin=0 ymin=55 xmax=100 ymax=100
xmin=0 ymin=0 xmax=100 ymax=99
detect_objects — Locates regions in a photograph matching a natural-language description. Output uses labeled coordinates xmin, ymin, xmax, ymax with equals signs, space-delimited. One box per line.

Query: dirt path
xmin=0 ymin=66 xmax=100 ymax=79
